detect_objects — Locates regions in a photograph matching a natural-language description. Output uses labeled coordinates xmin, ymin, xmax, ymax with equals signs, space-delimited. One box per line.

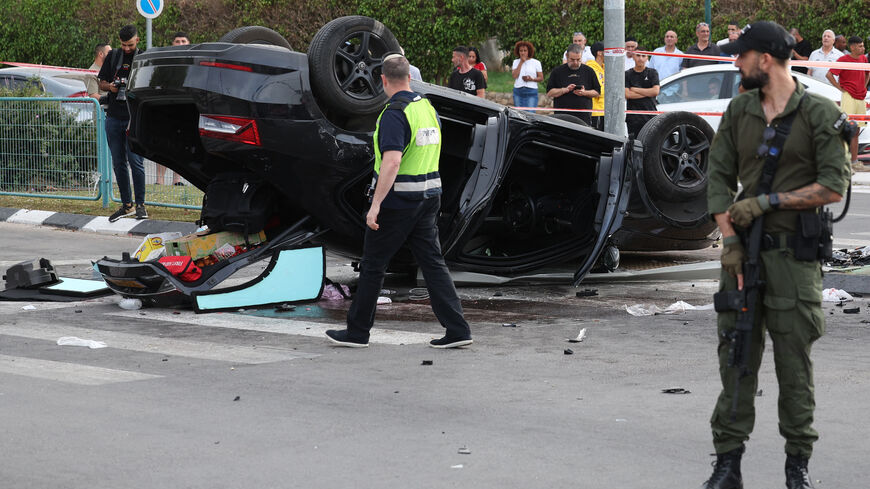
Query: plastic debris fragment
xmin=57 ymin=336 xmax=107 ymax=349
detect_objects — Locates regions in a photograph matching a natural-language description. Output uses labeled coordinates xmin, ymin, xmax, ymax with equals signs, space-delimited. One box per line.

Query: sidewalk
xmin=0 ymin=206 xmax=196 ymax=237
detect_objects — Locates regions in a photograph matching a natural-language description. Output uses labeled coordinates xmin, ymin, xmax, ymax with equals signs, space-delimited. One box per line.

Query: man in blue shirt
xmin=649 ymin=30 xmax=683 ymax=80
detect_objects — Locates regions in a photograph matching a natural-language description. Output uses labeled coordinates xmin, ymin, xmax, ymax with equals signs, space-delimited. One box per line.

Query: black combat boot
xmin=700 ymin=446 xmax=744 ymax=489
xmin=785 ymin=454 xmax=815 ymax=489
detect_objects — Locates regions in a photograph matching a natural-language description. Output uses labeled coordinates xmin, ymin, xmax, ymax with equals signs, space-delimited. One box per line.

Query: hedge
xmin=1 ymin=0 xmax=868 ymax=85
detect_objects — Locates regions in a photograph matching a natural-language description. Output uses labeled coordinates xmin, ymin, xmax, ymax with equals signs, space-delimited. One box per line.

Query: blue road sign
xmin=137 ymin=0 xmax=163 ymax=19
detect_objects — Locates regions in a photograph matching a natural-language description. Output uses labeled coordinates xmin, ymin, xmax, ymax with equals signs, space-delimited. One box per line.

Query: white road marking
xmin=1 ymin=324 xmax=317 ymax=364
xmin=833 ymin=238 xmax=870 ymax=248
xmin=0 ymin=354 xmax=162 ymax=386
xmin=107 ymin=310 xmax=436 ymax=345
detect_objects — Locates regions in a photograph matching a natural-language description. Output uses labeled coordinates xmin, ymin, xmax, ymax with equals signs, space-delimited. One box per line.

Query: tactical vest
xmin=372 ymin=93 xmax=442 ymax=200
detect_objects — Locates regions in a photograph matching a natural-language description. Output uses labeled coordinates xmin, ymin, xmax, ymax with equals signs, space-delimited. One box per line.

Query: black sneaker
xmin=135 ymin=204 xmax=148 ymax=220
xmin=325 ymin=329 xmax=368 ymax=348
xmin=108 ymin=203 xmax=134 ymax=222
xmin=429 ymin=335 xmax=473 ymax=349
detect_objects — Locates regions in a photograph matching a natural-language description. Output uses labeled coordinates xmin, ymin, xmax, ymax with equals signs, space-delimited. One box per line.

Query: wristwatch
xmin=768 ymin=192 xmax=781 ymax=209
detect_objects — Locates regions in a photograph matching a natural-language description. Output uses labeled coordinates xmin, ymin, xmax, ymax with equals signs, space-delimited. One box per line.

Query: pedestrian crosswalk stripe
xmin=107 ymin=310 xmax=436 ymax=345
xmin=0 ymin=354 xmax=162 ymax=386
xmin=1 ymin=324 xmax=318 ymax=364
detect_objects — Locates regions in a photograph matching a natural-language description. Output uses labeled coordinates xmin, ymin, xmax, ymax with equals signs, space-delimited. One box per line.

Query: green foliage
xmin=1 ymin=0 xmax=870 ymax=88
xmin=0 ymin=0 xmax=91 ymax=67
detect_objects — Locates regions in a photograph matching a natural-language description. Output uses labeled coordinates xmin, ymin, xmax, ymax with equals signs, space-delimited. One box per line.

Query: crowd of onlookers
xmin=437 ymin=23 xmax=870 ymax=138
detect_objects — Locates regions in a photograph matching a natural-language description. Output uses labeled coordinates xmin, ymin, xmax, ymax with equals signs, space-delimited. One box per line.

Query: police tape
xmin=511 ymin=106 xmax=870 ymax=121
xmin=632 ymin=50 xmax=870 ymax=71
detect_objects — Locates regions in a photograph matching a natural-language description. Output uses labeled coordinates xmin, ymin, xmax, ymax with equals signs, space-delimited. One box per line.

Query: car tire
xmin=551 ymin=113 xmax=590 ymax=127
xmin=219 ymin=26 xmax=292 ymax=49
xmin=637 ymin=111 xmax=714 ymax=201
xmin=308 ymin=16 xmax=401 ymax=118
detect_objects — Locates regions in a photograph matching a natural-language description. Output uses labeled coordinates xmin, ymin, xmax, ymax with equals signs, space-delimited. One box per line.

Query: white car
xmin=656 ymin=64 xmax=870 ymax=152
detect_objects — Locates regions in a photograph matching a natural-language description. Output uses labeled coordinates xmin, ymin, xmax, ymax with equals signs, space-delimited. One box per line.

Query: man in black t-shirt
xmin=546 ymin=44 xmax=600 ymax=123
xmin=624 ymin=48 xmax=660 ymax=139
xmin=447 ymin=46 xmax=486 ymax=97
xmin=98 ymin=24 xmax=147 ymax=221
xmin=790 ymin=27 xmax=812 ymax=74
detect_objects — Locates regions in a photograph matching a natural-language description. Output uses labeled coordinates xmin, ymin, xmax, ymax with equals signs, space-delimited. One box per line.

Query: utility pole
xmin=603 ymin=0 xmax=626 ymax=137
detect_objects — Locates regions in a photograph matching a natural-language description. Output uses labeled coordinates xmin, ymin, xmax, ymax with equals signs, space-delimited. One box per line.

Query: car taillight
xmin=198 ymin=115 xmax=261 ymax=146
xmin=198 ymin=61 xmax=253 ymax=72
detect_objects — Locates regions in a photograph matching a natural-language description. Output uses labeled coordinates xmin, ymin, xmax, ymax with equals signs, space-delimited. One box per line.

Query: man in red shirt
xmin=827 ymin=36 xmax=868 ymax=170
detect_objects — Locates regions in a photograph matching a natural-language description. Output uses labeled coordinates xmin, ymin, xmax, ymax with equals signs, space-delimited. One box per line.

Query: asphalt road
xmin=0 ymin=221 xmax=868 ymax=488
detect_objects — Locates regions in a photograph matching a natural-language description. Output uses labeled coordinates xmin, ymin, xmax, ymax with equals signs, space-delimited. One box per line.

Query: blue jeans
xmin=513 ymin=86 xmax=539 ymax=109
xmin=346 ymin=196 xmax=471 ymax=342
xmin=105 ymin=116 xmax=145 ymax=205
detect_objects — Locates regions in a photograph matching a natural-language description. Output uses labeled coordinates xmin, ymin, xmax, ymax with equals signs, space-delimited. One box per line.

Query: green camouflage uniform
xmin=706 ymin=80 xmax=851 ymax=458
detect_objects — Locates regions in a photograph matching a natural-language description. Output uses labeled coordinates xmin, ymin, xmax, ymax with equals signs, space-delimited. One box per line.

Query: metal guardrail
xmin=0 ymin=96 xmax=202 ymax=210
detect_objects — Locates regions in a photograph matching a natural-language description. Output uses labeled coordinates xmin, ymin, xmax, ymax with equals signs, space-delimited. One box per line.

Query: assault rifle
xmin=714 ymin=216 xmax=764 ymax=421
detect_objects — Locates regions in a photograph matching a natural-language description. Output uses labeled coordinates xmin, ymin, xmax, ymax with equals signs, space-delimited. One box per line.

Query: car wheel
xmin=219 ymin=26 xmax=292 ymax=49
xmin=551 ymin=113 xmax=590 ymax=127
xmin=308 ymin=16 xmax=401 ymax=118
xmin=637 ymin=111 xmax=714 ymax=201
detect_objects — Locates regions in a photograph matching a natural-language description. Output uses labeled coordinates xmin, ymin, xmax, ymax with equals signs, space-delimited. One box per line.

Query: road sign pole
xmin=603 ymin=0 xmax=626 ymax=137
xmin=146 ymin=18 xmax=152 ymax=49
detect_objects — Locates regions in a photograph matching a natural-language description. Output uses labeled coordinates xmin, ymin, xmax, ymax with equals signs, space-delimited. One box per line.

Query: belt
xmin=761 ymin=233 xmax=792 ymax=250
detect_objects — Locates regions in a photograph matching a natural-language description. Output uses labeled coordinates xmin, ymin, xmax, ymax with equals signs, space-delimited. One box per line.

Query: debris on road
xmin=21 ymin=304 xmax=36 ymax=310
xmin=233 ymin=396 xmax=241 ymax=401
xmin=458 ymin=447 xmax=471 ymax=455
xmin=662 ymin=387 xmax=691 ymax=394
xmin=564 ymin=348 xmax=574 ymax=355
xmin=57 ymin=336 xmax=107 ymax=349
xmin=502 ymin=323 xmax=517 ymax=328
xmin=576 ymin=289 xmax=598 ymax=297
xmin=568 ymin=328 xmax=587 ymax=343
xmin=624 ymin=301 xmax=714 ymax=316
xmin=421 ymin=360 xmax=433 ymax=366
xmin=275 ymin=303 xmax=296 ymax=312
xmin=844 ymin=307 xmax=860 ymax=314
xmin=822 ymin=288 xmax=853 ymax=302
xmin=118 ymin=298 xmax=142 ymax=310
xmin=376 ymin=296 xmax=392 ymax=305
xmin=451 ymin=464 xmax=464 ymax=469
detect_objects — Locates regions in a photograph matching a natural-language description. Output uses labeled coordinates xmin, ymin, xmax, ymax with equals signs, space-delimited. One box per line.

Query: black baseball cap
xmin=720 ymin=21 xmax=795 ymax=59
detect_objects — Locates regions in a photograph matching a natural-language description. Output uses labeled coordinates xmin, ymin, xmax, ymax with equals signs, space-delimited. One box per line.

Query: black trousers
xmin=346 ymin=196 xmax=471 ymax=341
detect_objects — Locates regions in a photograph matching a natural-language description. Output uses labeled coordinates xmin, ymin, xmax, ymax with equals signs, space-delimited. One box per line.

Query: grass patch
xmin=487 ymin=70 xmax=547 ymax=94
xmin=0 ymin=183 xmax=203 ymax=222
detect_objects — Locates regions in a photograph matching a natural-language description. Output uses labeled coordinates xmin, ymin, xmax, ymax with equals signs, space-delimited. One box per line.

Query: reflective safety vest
xmin=373 ymin=93 xmax=442 ymax=200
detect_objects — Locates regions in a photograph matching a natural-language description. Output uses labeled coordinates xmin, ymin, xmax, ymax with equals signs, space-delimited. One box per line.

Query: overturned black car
xmin=97 ymin=16 xmax=718 ymax=303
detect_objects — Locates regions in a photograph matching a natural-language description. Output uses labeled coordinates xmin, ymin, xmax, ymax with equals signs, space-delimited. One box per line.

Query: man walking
xmin=826 ymin=36 xmax=868 ymax=171
xmin=649 ymin=30 xmax=683 ymax=80
xmin=86 ymin=43 xmax=111 ymax=100
xmin=624 ymin=48 xmax=659 ymax=139
xmin=546 ymin=44 xmax=600 ymax=124
xmin=682 ymin=22 xmax=721 ymax=69
xmin=98 ymin=24 xmax=147 ymax=221
xmin=702 ymin=21 xmax=851 ymax=489
xmin=447 ymin=46 xmax=486 ymax=98
xmin=326 ymin=54 xmax=473 ymax=349
xmin=808 ymin=30 xmax=843 ymax=84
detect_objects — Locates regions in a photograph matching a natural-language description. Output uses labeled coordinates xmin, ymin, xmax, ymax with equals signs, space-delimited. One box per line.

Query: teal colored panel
xmin=42 ymin=278 xmax=109 ymax=293
xmin=194 ymin=247 xmax=324 ymax=312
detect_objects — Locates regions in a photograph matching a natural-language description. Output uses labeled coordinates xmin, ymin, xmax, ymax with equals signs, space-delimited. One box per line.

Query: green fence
xmin=0 ymin=96 xmax=202 ymax=210
xmin=0 ymin=96 xmax=109 ymax=205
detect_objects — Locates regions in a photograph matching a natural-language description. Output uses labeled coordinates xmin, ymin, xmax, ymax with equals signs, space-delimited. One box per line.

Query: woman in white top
xmin=511 ymin=40 xmax=543 ymax=109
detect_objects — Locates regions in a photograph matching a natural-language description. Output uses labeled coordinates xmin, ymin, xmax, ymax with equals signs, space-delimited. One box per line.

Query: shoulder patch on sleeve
xmin=833 ymin=112 xmax=848 ymax=131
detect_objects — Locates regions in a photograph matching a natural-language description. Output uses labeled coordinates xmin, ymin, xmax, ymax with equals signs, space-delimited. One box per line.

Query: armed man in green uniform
xmin=701 ymin=22 xmax=852 ymax=489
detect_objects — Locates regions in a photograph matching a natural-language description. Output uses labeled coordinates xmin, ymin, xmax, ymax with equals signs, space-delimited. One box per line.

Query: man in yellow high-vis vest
xmin=326 ymin=54 xmax=473 ymax=349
